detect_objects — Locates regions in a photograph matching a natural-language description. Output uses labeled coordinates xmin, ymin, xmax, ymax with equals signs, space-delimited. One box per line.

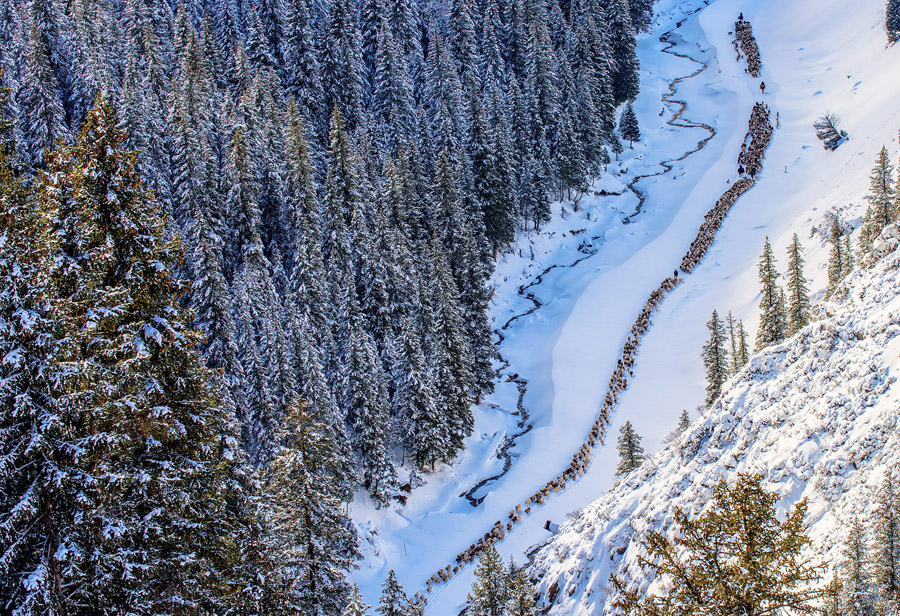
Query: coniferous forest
xmin=0 ymin=0 xmax=651 ymax=611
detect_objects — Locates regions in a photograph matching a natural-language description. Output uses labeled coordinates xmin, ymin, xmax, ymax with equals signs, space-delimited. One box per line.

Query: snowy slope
xmin=351 ymin=0 xmax=900 ymax=610
xmin=531 ymin=224 xmax=900 ymax=613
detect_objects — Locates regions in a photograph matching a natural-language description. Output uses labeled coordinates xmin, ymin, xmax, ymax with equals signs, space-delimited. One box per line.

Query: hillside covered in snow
xmin=531 ymin=220 xmax=900 ymax=612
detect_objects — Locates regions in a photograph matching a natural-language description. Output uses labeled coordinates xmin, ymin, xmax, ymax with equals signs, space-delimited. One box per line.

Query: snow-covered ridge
xmin=530 ymin=225 xmax=900 ymax=613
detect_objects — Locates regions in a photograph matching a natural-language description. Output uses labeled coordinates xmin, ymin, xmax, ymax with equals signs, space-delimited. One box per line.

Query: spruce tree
xmin=736 ymin=320 xmax=750 ymax=370
xmin=378 ymin=569 xmax=410 ymax=616
xmin=344 ymin=583 xmax=372 ymax=616
xmin=508 ymin=560 xmax=537 ymax=616
xmin=619 ymin=101 xmax=641 ymax=147
xmin=827 ymin=218 xmax=845 ymax=298
xmin=468 ymin=544 xmax=508 ymax=616
xmin=321 ymin=0 xmax=364 ymax=129
xmin=606 ymin=0 xmax=640 ymax=104
xmin=265 ymin=399 xmax=361 ymax=616
xmin=726 ymin=311 xmax=739 ymax=376
xmin=842 ymin=234 xmax=855 ymax=278
xmin=616 ymin=420 xmax=644 ymax=476
xmin=862 ymin=146 xmax=896 ymax=243
xmin=702 ymin=309 xmax=729 ymax=408
xmin=786 ymin=233 xmax=810 ymax=335
xmin=392 ymin=315 xmax=443 ymax=470
xmin=677 ymin=409 xmax=691 ymax=434
xmin=842 ymin=518 xmax=875 ymax=616
xmin=426 ymin=237 xmax=475 ymax=461
xmin=0 ymin=83 xmax=67 ymax=612
xmin=613 ymin=474 xmax=825 ymax=616
xmin=40 ymin=97 xmax=247 ymax=614
xmin=874 ymin=472 xmax=900 ymax=606
xmin=756 ymin=237 xmax=786 ymax=350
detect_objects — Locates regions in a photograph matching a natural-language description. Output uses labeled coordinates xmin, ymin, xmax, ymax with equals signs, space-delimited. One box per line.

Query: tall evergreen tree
xmin=616 ymin=420 xmax=644 ymax=476
xmin=842 ymin=518 xmax=875 ymax=616
xmin=619 ymin=101 xmax=641 ymax=147
xmin=264 ymin=399 xmax=360 ymax=616
xmin=344 ymin=584 xmax=372 ymax=616
xmin=827 ymin=218 xmax=845 ymax=298
xmin=0 ymin=83 xmax=67 ymax=613
xmin=786 ymin=233 xmax=810 ymax=335
xmin=378 ymin=569 xmax=410 ymax=616
xmin=508 ymin=560 xmax=537 ymax=616
xmin=19 ymin=23 xmax=69 ymax=166
xmin=39 ymin=97 xmax=247 ymax=614
xmin=613 ymin=474 xmax=825 ymax=616
xmin=321 ymin=0 xmax=364 ymax=129
xmin=702 ymin=309 xmax=729 ymax=408
xmin=468 ymin=544 xmax=508 ymax=616
xmin=677 ymin=409 xmax=691 ymax=434
xmin=862 ymin=146 xmax=896 ymax=244
xmin=426 ymin=237 xmax=475 ymax=460
xmin=756 ymin=237 xmax=786 ymax=350
xmin=874 ymin=472 xmax=900 ymax=607
xmin=606 ymin=0 xmax=640 ymax=104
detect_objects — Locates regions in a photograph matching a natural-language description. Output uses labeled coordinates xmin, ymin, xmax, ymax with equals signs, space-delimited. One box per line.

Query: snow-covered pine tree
xmin=842 ymin=233 xmax=855 ymax=278
xmin=429 ymin=150 xmax=497 ymax=399
xmin=43 ymin=97 xmax=248 ymax=613
xmin=827 ymin=218 xmax=845 ymax=297
xmin=786 ymin=233 xmax=810 ymax=335
xmin=726 ymin=311 xmax=739 ymax=375
xmin=378 ymin=569 xmax=411 ymax=616
xmin=606 ymin=0 xmax=640 ymax=104
xmin=0 ymin=85 xmax=67 ymax=611
xmin=736 ymin=319 xmax=750 ymax=370
xmin=874 ymin=472 xmax=900 ymax=608
xmin=610 ymin=134 xmax=624 ymax=160
xmin=321 ymin=0 xmax=364 ymax=129
xmin=344 ymin=584 xmax=372 ymax=616
xmin=677 ymin=409 xmax=691 ymax=433
xmin=862 ymin=146 xmax=896 ymax=244
xmin=338 ymin=273 xmax=397 ymax=505
xmin=228 ymin=121 xmax=296 ymax=461
xmin=702 ymin=309 xmax=729 ymax=408
xmin=284 ymin=100 xmax=329 ymax=337
xmin=20 ymin=23 xmax=69 ymax=167
xmin=756 ymin=236 xmax=786 ymax=350
xmin=842 ymin=518 xmax=875 ymax=616
xmin=322 ymin=106 xmax=358 ymax=311
xmin=280 ymin=0 xmax=326 ymax=132
xmin=265 ymin=399 xmax=361 ymax=616
xmin=426 ymin=236 xmax=475 ymax=461
xmin=616 ymin=420 xmax=645 ymax=476
xmin=887 ymin=0 xmax=900 ymax=42
xmin=392 ymin=315 xmax=444 ymax=469
xmin=508 ymin=559 xmax=537 ymax=616
xmin=468 ymin=544 xmax=509 ymax=616
xmin=469 ymin=83 xmax=516 ymax=250
xmin=523 ymin=0 xmax=561 ymax=150
xmin=619 ymin=101 xmax=641 ymax=147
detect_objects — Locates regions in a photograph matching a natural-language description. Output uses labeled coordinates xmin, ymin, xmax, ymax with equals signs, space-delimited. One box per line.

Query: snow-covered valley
xmin=352 ymin=0 xmax=900 ymax=612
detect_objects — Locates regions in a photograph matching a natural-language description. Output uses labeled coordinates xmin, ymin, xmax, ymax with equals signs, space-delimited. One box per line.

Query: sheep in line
xmin=734 ymin=18 xmax=762 ymax=77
